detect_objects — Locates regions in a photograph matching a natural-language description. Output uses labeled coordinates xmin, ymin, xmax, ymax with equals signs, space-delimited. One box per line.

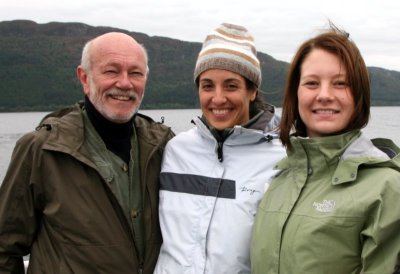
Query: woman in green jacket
xmin=251 ymin=23 xmax=400 ymax=274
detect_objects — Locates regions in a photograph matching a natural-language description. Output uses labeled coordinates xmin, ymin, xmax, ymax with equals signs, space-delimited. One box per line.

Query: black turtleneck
xmin=85 ymin=96 xmax=133 ymax=163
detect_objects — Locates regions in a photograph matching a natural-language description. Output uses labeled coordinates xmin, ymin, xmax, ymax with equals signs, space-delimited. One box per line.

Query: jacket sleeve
xmin=0 ymin=134 xmax=40 ymax=273
xmin=361 ymin=171 xmax=400 ymax=274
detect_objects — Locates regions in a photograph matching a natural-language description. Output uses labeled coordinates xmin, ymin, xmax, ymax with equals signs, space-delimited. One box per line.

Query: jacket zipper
xmin=217 ymin=141 xmax=224 ymax=162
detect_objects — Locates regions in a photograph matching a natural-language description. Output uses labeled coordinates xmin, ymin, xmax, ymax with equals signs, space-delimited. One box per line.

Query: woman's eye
xmin=201 ymin=84 xmax=213 ymax=90
xmin=334 ymin=81 xmax=348 ymax=88
xmin=304 ymin=81 xmax=318 ymax=88
xmin=226 ymin=84 xmax=238 ymax=90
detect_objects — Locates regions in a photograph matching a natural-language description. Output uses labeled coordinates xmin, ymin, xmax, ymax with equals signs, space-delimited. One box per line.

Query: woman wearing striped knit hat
xmin=153 ymin=23 xmax=285 ymax=273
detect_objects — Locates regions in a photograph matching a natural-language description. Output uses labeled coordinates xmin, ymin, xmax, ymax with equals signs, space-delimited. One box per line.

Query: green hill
xmin=0 ymin=20 xmax=399 ymax=111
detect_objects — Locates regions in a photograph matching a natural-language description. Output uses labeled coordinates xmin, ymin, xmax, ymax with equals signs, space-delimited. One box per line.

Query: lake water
xmin=0 ymin=107 xmax=399 ymax=183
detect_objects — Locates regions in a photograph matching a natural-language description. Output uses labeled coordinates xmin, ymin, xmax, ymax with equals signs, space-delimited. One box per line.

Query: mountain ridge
xmin=0 ymin=19 xmax=399 ymax=111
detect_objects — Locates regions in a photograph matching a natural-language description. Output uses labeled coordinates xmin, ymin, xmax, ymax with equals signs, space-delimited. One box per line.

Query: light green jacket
xmin=251 ymin=130 xmax=400 ymax=274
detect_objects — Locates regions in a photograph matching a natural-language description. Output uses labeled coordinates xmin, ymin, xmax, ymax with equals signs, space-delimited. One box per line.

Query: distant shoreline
xmin=0 ymin=104 xmax=399 ymax=113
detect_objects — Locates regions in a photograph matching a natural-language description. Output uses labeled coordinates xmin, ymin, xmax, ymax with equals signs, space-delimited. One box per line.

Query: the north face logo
xmin=312 ymin=199 xmax=336 ymax=213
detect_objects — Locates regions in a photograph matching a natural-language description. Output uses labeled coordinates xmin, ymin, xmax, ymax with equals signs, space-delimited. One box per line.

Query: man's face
xmin=78 ymin=33 xmax=148 ymax=123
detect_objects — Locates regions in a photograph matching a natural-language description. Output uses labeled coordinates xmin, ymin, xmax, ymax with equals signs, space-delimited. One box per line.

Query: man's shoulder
xmin=40 ymin=102 xmax=83 ymax=125
xmin=134 ymin=113 xmax=174 ymax=143
xmin=134 ymin=112 xmax=157 ymax=125
xmin=15 ymin=103 xmax=85 ymax=151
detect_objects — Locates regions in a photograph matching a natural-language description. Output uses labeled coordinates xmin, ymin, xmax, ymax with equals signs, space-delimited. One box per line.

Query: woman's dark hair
xmin=246 ymin=78 xmax=269 ymax=116
xmin=280 ymin=23 xmax=370 ymax=149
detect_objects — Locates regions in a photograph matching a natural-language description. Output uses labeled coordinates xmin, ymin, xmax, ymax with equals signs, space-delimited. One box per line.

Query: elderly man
xmin=0 ymin=32 xmax=174 ymax=273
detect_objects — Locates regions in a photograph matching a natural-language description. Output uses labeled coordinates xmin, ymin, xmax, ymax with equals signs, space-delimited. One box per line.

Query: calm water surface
xmin=0 ymin=107 xmax=399 ymax=182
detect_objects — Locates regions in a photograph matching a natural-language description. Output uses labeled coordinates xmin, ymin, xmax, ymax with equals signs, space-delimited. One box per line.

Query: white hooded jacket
xmin=154 ymin=110 xmax=286 ymax=274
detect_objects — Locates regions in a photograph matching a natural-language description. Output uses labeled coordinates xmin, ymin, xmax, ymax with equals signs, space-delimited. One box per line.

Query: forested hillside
xmin=0 ymin=20 xmax=399 ymax=111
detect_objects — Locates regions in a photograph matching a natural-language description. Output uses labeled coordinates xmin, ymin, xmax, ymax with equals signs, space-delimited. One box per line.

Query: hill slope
xmin=0 ymin=20 xmax=399 ymax=111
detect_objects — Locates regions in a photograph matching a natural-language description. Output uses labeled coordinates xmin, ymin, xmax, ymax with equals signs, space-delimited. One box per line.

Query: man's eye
xmin=105 ymin=70 xmax=117 ymax=75
xmin=130 ymin=71 xmax=144 ymax=76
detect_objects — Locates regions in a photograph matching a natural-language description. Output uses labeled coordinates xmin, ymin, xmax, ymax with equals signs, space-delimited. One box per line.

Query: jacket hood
xmin=38 ymin=102 xmax=88 ymax=162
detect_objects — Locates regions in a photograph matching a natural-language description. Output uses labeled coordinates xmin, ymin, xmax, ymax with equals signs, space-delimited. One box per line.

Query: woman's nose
xmin=316 ymin=84 xmax=334 ymax=102
xmin=211 ymin=87 xmax=227 ymax=104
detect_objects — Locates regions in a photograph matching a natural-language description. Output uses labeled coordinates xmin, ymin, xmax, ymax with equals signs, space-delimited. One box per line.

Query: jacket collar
xmin=37 ymin=102 xmax=173 ymax=169
xmin=275 ymin=130 xmax=398 ymax=185
xmin=192 ymin=105 xmax=280 ymax=144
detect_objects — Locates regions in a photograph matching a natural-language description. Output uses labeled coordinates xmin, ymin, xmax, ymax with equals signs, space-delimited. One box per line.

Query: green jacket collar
xmin=275 ymin=130 xmax=399 ymax=185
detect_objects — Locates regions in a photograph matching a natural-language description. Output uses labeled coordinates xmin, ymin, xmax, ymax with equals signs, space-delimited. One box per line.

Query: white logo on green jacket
xmin=312 ymin=200 xmax=336 ymax=213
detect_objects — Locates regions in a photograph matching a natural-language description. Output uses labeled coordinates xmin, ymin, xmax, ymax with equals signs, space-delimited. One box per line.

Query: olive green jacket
xmin=0 ymin=103 xmax=174 ymax=274
xmin=251 ymin=131 xmax=400 ymax=274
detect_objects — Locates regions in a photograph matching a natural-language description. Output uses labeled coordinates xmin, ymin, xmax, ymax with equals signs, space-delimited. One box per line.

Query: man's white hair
xmin=80 ymin=35 xmax=149 ymax=75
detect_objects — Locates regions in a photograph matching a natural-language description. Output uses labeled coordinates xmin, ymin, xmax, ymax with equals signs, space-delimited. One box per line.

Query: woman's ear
xmin=250 ymin=89 xmax=258 ymax=102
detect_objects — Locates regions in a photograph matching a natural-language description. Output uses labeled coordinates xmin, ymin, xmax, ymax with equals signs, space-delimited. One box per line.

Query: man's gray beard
xmin=88 ymin=85 xmax=144 ymax=123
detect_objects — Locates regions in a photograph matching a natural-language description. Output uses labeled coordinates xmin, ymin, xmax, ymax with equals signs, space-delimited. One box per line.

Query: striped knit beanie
xmin=194 ymin=23 xmax=261 ymax=87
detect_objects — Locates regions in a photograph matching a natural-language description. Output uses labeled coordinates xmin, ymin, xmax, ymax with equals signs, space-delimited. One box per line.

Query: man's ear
xmin=77 ymin=66 xmax=90 ymax=95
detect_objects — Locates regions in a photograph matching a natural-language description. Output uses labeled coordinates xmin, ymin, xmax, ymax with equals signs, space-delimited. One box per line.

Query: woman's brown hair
xmin=280 ymin=23 xmax=370 ymax=149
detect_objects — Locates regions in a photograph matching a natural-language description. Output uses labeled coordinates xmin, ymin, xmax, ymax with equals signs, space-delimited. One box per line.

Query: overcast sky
xmin=1 ymin=0 xmax=399 ymax=71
